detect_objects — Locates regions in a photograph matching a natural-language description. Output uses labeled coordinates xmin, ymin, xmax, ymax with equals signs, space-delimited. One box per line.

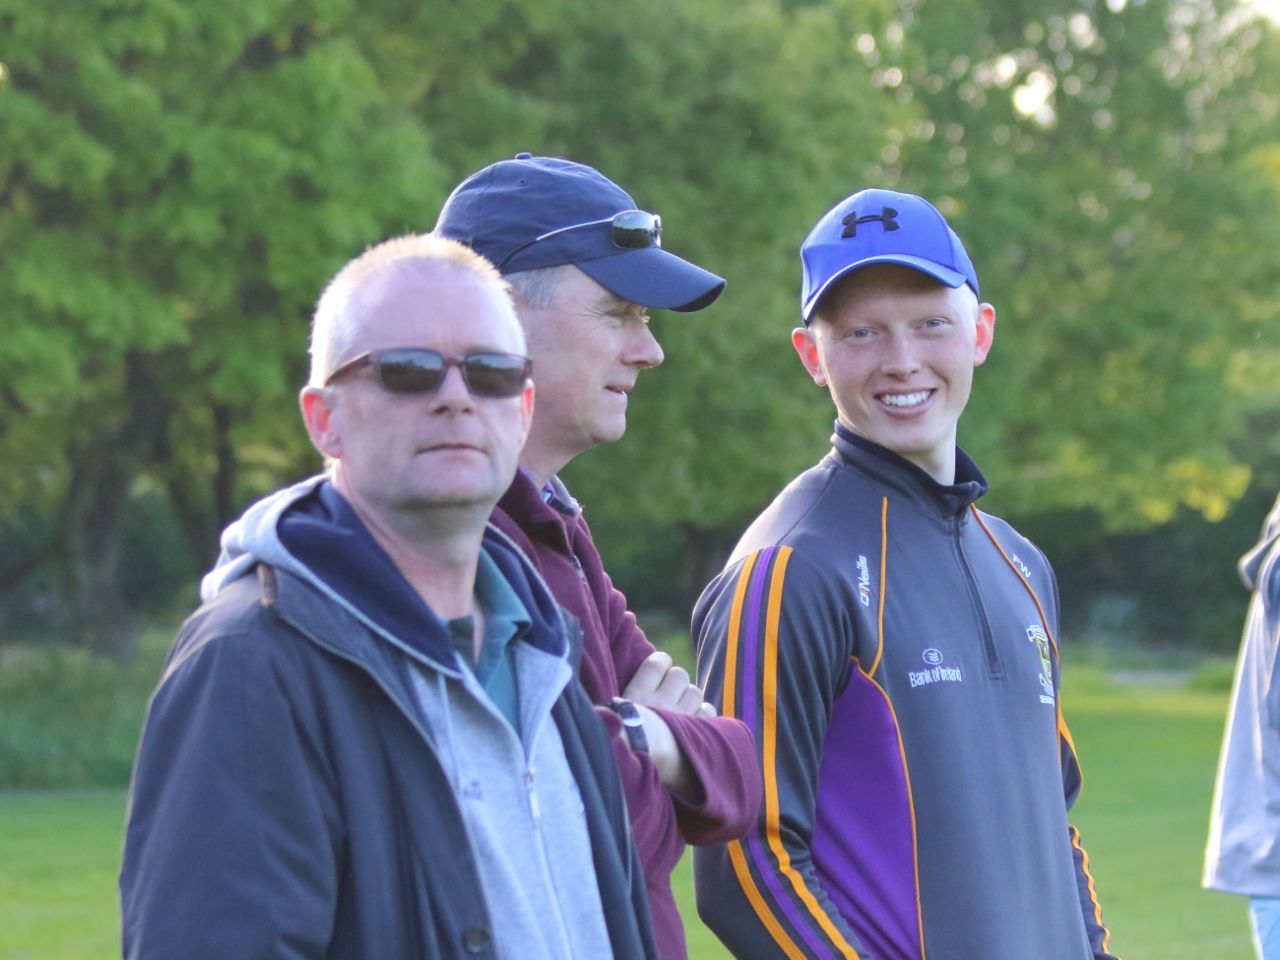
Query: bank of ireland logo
xmin=908 ymin=647 xmax=964 ymax=688
xmin=1027 ymin=625 xmax=1055 ymax=705
xmin=856 ymin=555 xmax=872 ymax=607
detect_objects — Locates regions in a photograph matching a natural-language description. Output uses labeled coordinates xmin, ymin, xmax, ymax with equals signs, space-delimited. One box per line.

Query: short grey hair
xmin=503 ymin=264 xmax=573 ymax=311
xmin=308 ymin=233 xmax=517 ymax=386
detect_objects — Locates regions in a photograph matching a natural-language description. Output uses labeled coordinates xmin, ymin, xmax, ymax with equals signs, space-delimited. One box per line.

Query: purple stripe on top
xmin=812 ymin=667 xmax=921 ymax=960
xmin=737 ymin=545 xmax=774 ymax=737
xmin=745 ymin=830 xmax=842 ymax=957
xmin=738 ymin=547 xmax=847 ymax=957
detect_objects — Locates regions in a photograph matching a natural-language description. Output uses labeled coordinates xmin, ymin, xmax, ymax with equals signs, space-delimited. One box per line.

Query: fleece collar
xmin=498 ymin=469 xmax=579 ymax=552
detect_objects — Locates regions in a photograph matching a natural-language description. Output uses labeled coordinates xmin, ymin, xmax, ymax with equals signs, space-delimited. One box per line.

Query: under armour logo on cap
xmin=799 ymin=188 xmax=980 ymax=322
xmin=840 ymin=207 xmax=900 ymax=238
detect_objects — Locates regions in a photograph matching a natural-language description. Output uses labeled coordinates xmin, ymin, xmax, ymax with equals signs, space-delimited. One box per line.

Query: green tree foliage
xmin=829 ymin=0 xmax=1280 ymax=645
xmin=565 ymin=0 xmax=1280 ymax=612
xmin=0 ymin=0 xmax=445 ymax=657
xmin=854 ymin=0 xmax=1280 ymax=528
xmin=2 ymin=0 xmax=1278 ymax=653
xmin=479 ymin=0 xmax=917 ymax=591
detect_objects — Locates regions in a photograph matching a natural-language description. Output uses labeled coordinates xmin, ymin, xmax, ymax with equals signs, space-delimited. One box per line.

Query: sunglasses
xmin=497 ymin=209 xmax=662 ymax=270
xmin=325 ymin=348 xmax=532 ymax=399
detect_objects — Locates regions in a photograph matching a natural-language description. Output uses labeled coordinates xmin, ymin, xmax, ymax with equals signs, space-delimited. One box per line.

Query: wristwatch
xmin=608 ymin=697 xmax=649 ymax=754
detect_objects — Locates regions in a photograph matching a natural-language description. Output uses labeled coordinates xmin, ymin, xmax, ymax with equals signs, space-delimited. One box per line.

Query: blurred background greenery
xmin=1 ymin=5 xmax=1279 ymax=951
xmin=4 ymin=0 xmax=1280 ymax=673
xmin=2 ymin=0 xmax=1280 ymax=660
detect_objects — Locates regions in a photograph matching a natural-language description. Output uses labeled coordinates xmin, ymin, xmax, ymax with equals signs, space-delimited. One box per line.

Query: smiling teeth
xmin=883 ymin=391 xmax=929 ymax=408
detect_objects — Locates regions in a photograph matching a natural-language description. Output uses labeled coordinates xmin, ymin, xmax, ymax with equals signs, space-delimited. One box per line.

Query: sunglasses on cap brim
xmin=325 ymin=348 xmax=532 ymax=399
xmin=497 ymin=209 xmax=662 ymax=270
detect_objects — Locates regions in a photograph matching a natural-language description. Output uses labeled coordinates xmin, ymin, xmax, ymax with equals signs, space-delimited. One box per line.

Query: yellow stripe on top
xmin=721 ymin=549 xmax=759 ymax=721
xmin=1071 ymin=826 xmax=1113 ymax=955
xmin=971 ymin=506 xmax=1114 ymax=952
xmin=762 ymin=549 xmax=862 ymax=960
xmin=968 ymin=506 xmax=1080 ymax=756
xmin=852 ymin=657 xmax=928 ymax=960
xmin=860 ymin=497 xmax=927 ymax=957
xmin=721 ymin=551 xmax=807 ymax=960
xmin=727 ymin=832 xmax=807 ymax=960
xmin=868 ymin=496 xmax=889 ymax=678
xmin=968 ymin=506 xmax=1055 ymax=647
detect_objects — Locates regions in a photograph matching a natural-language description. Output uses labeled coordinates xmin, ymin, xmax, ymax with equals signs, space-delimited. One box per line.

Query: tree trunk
xmin=212 ymin=402 xmax=237 ymax=533
xmin=60 ymin=456 xmax=137 ymax=663
xmin=55 ymin=350 xmax=178 ymax=664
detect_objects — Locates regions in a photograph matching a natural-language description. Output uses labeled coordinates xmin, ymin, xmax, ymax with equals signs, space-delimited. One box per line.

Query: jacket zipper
xmin=280 ymin=618 xmax=505 ymax=921
xmin=523 ymin=765 xmax=579 ymax=954
xmin=953 ymin=517 xmax=1003 ymax=678
xmin=286 ymin=598 xmax=598 ymax=956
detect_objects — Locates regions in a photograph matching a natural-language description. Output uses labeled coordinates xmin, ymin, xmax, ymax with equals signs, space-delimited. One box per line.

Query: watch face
xmin=610 ymin=698 xmax=648 ymax=752
xmin=613 ymin=699 xmax=642 ymax=724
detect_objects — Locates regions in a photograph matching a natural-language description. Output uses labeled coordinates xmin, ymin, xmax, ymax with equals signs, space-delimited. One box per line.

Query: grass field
xmin=0 ymin=789 xmax=125 ymax=960
xmin=0 ymin=662 xmax=1255 ymax=959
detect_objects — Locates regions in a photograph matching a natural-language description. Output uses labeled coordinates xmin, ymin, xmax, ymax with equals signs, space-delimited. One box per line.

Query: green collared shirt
xmin=445 ymin=550 xmax=531 ymax=733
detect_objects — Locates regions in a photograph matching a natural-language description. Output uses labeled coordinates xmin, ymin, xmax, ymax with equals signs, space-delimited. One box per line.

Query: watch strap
xmin=608 ymin=697 xmax=649 ymax=754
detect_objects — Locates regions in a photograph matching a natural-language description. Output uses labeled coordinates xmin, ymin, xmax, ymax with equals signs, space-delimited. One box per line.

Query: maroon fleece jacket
xmin=491 ymin=470 xmax=761 ymax=960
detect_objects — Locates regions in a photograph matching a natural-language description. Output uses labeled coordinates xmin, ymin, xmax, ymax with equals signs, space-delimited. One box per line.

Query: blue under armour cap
xmin=799 ymin=188 xmax=979 ymax=323
xmin=435 ymin=153 xmax=725 ymax=312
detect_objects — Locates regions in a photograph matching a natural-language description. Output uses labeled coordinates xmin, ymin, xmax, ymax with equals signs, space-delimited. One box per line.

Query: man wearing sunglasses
xmin=437 ymin=154 xmax=762 ymax=960
xmin=121 ymin=234 xmax=657 ymax=959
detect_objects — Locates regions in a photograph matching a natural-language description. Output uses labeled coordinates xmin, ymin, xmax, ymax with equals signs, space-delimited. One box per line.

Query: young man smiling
xmin=693 ymin=189 xmax=1118 ymax=960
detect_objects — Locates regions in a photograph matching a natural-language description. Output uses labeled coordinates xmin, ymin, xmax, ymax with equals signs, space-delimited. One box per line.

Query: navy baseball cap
xmin=434 ymin=153 xmax=725 ymax=312
xmin=799 ymin=188 xmax=979 ymax=323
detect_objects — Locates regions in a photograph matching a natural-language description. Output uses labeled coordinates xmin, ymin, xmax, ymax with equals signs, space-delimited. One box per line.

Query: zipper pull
xmin=525 ymin=768 xmax=540 ymax=821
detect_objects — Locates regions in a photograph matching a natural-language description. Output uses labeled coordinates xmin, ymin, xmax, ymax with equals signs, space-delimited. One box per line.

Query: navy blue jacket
xmin=120 ymin=489 xmax=655 ymax=960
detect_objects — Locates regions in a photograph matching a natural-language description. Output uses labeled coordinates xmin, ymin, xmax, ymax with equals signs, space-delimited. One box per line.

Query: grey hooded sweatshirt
xmin=1205 ymin=490 xmax=1280 ymax=896
xmin=129 ymin=476 xmax=627 ymax=959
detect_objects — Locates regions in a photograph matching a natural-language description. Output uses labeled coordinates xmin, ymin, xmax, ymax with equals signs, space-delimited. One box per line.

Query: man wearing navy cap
xmin=693 ymin=189 xmax=1119 ymax=959
xmin=436 ymin=155 xmax=761 ymax=960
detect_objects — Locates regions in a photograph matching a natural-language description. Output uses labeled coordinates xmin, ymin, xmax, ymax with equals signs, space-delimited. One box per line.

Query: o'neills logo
xmin=908 ymin=648 xmax=964 ymax=688
xmin=856 ymin=555 xmax=872 ymax=607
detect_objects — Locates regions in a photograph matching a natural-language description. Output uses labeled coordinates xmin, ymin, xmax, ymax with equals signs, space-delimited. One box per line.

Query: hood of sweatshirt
xmin=1240 ymin=490 xmax=1280 ymax=591
xmin=1239 ymin=491 xmax=1280 ymax=627
xmin=201 ymin=475 xmax=572 ymax=670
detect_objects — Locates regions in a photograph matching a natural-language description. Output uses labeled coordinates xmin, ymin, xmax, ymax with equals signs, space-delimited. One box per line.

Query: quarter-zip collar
xmin=831 ymin=420 xmax=987 ymax=520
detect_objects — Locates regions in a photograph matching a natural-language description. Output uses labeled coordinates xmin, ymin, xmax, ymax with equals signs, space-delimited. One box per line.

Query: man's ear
xmin=300 ymin=386 xmax=341 ymax=459
xmin=519 ymin=381 xmax=535 ymax=434
xmin=791 ymin=326 xmax=826 ymax=386
xmin=973 ymin=303 xmax=996 ymax=366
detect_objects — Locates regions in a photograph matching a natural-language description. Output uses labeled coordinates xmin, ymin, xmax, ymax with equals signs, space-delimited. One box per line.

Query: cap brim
xmin=576 ymin=247 xmax=725 ymax=313
xmin=802 ymin=255 xmax=968 ymax=322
